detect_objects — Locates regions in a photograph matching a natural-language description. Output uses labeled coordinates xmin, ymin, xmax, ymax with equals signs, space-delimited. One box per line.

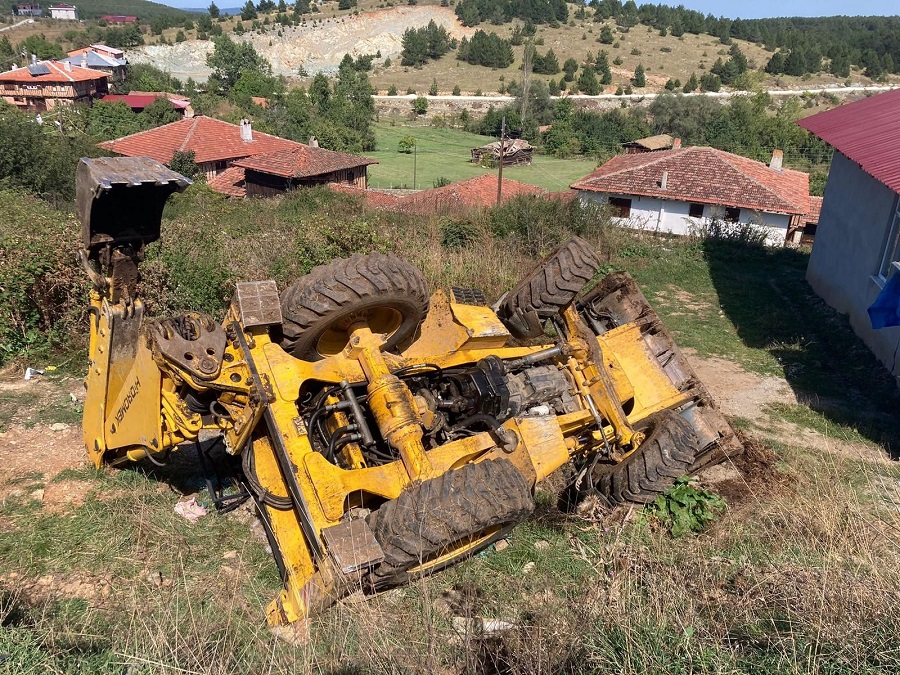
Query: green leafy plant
xmin=646 ymin=477 xmax=725 ymax=537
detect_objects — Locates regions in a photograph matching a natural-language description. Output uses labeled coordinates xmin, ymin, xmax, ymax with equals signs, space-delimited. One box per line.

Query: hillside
xmin=136 ymin=0 xmax=898 ymax=94
xmin=50 ymin=0 xmax=190 ymax=20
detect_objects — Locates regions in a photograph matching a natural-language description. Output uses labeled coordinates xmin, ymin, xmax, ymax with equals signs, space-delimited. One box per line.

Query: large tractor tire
xmin=595 ymin=410 xmax=702 ymax=505
xmin=497 ymin=237 xmax=601 ymax=339
xmin=280 ymin=252 xmax=429 ymax=361
xmin=366 ymin=459 xmax=534 ymax=588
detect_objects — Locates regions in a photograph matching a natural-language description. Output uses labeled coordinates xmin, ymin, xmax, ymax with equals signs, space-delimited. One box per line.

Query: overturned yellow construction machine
xmin=79 ymin=157 xmax=741 ymax=626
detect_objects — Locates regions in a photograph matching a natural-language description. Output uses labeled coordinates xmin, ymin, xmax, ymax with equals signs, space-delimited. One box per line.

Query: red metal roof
xmin=571 ymin=146 xmax=809 ymax=216
xmin=98 ymin=117 xmax=302 ymax=166
xmin=0 ymin=60 xmax=109 ymax=84
xmin=798 ymin=88 xmax=900 ymax=194
xmin=101 ymin=94 xmax=190 ymax=110
xmin=399 ymin=174 xmax=544 ymax=214
xmin=234 ymin=145 xmax=376 ymax=179
xmin=207 ymin=166 xmax=247 ymax=198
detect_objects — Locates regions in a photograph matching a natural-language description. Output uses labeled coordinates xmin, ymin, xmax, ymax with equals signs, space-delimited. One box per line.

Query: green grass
xmin=367 ymin=121 xmax=598 ymax=192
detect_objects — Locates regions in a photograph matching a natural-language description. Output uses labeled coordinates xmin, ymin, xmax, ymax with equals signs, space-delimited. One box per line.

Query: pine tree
xmin=208 ymin=2 xmax=220 ymax=18
xmin=683 ymin=72 xmax=698 ymax=92
xmin=632 ymin=63 xmax=645 ymax=87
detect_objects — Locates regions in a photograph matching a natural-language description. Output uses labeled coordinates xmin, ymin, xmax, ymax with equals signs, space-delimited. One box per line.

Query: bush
xmin=398 ymin=135 xmax=416 ymax=153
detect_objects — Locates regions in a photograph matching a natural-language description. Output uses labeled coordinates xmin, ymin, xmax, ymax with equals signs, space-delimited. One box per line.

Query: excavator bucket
xmin=76 ymin=156 xmax=191 ymax=256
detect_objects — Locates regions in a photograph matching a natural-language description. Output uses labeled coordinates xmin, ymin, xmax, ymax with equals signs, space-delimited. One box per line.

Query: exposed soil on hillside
xmin=129 ymin=7 xmax=473 ymax=81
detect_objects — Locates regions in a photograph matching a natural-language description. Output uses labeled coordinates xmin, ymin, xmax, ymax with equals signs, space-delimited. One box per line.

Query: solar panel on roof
xmin=28 ymin=63 xmax=51 ymax=76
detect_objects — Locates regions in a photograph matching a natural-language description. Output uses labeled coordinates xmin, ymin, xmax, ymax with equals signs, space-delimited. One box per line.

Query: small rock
xmin=534 ymin=540 xmax=550 ymax=551
xmin=223 ymin=550 xmax=238 ymax=559
xmin=522 ymin=561 xmax=535 ymax=574
xmin=48 ymin=423 xmax=69 ymax=432
xmin=494 ymin=539 xmax=509 ymax=552
xmin=29 ymin=489 xmax=44 ymax=501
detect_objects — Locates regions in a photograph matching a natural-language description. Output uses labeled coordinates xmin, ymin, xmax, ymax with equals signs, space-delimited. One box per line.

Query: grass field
xmin=368 ymin=120 xmax=597 ymax=191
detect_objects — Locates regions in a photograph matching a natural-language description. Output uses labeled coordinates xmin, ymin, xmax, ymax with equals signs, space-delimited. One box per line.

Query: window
xmin=878 ymin=199 xmax=900 ymax=279
xmin=688 ymin=202 xmax=704 ymax=218
xmin=608 ymin=197 xmax=632 ymax=218
xmin=724 ymin=207 xmax=740 ymax=223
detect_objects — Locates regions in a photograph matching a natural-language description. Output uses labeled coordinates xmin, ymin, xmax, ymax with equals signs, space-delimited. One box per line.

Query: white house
xmin=49 ymin=3 xmax=78 ymax=20
xmin=798 ymin=89 xmax=900 ymax=381
xmin=571 ymin=146 xmax=811 ymax=247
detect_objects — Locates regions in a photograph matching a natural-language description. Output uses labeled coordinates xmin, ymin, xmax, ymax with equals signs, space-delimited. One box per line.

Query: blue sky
xmin=157 ymin=0 xmax=899 ymax=19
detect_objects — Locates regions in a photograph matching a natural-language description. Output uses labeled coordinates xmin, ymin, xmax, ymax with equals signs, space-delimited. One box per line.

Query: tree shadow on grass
xmin=702 ymin=240 xmax=900 ymax=458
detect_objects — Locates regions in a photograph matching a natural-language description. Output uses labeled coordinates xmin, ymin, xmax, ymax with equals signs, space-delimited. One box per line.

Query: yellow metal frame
xmin=83 ymin=281 xmax=694 ymax=626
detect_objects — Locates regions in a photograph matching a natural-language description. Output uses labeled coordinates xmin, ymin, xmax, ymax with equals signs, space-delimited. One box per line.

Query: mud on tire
xmin=595 ymin=410 xmax=702 ymax=505
xmin=280 ymin=252 xmax=429 ymax=361
xmin=497 ymin=236 xmax=601 ymax=339
xmin=366 ymin=459 xmax=534 ymax=587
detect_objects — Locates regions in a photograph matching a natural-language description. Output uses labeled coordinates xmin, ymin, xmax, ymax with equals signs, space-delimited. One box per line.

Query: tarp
xmin=868 ymin=273 xmax=900 ymax=329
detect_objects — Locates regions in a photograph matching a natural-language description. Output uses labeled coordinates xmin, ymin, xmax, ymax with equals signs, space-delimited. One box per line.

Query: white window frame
xmin=876 ymin=197 xmax=900 ymax=284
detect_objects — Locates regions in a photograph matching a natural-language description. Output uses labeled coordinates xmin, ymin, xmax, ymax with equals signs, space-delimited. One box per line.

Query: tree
xmin=765 ymin=51 xmax=785 ymax=75
xmin=208 ymin=2 xmax=220 ymax=18
xmin=429 ymin=78 xmax=438 ymax=95
xmin=562 ymin=57 xmax=578 ymax=82
xmin=175 ymin=30 xmax=186 ymax=43
xmin=140 ymin=98 xmax=181 ymax=128
xmin=398 ymin=135 xmax=415 ymax=153
xmin=783 ymin=48 xmax=806 ymax=76
xmin=241 ymin=1 xmax=258 ymax=20
xmin=388 ymin=84 xmax=398 ymax=96
xmin=578 ymin=66 xmax=600 ymax=95
xmin=413 ymin=96 xmax=428 ymax=115
xmin=632 ymin=63 xmax=645 ymax=87
xmin=206 ymin=34 xmax=272 ymax=91
xmin=598 ymin=24 xmax=614 ymax=44
xmin=169 ymin=150 xmax=201 ymax=180
xmin=596 ymin=50 xmax=612 ymax=85
xmin=683 ymin=72 xmax=698 ymax=92
xmin=699 ymin=72 xmax=721 ymax=92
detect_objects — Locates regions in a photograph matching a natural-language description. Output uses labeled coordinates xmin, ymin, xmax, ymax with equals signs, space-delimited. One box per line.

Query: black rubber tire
xmin=366 ymin=459 xmax=534 ymax=586
xmin=595 ymin=410 xmax=702 ymax=505
xmin=497 ymin=236 xmax=601 ymax=339
xmin=280 ymin=252 xmax=429 ymax=360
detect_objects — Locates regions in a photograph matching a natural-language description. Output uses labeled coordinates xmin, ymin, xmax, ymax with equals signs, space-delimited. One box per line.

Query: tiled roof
xmin=798 ymin=88 xmax=900 ymax=194
xmin=571 ymin=146 xmax=809 ymax=216
xmin=326 ymin=183 xmax=405 ymax=210
xmin=624 ymin=134 xmax=674 ymax=150
xmin=207 ymin=166 xmax=247 ymax=198
xmin=98 ymin=117 xmax=302 ymax=166
xmin=806 ymin=196 xmax=823 ymax=223
xmin=234 ymin=145 xmax=377 ymax=178
xmin=0 ymin=60 xmax=109 ymax=84
xmin=399 ymin=174 xmax=544 ymax=214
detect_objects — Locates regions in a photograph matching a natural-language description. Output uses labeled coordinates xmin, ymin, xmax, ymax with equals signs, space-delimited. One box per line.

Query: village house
xmin=100 ymin=92 xmax=193 ymax=117
xmin=798 ymin=88 xmax=900 ymax=380
xmin=13 ymin=4 xmax=43 ymax=17
xmin=61 ymin=45 xmax=126 ymax=82
xmin=99 ymin=117 xmax=303 ymax=180
xmin=0 ymin=59 xmax=108 ymax=111
xmin=622 ymin=134 xmax=678 ymax=154
xmin=571 ymin=146 xmax=811 ymax=247
xmin=100 ymin=15 xmax=138 ymax=25
xmin=48 ymin=3 xmax=78 ymax=20
xmin=231 ymin=144 xmax=377 ymax=197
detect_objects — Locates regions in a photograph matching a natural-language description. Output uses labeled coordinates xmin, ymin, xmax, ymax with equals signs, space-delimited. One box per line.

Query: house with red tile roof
xmin=571 ymin=146 xmax=810 ymax=247
xmin=232 ymin=145 xmax=377 ymax=197
xmin=797 ymin=88 xmax=900 ymax=380
xmin=0 ymin=60 xmax=108 ymax=111
xmin=397 ymin=174 xmax=544 ymax=215
xmin=207 ymin=166 xmax=248 ymax=198
xmin=99 ymin=117 xmax=303 ymax=180
xmin=101 ymin=93 xmax=193 ymax=117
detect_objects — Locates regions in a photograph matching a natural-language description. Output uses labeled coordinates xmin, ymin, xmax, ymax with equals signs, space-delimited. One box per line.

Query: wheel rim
xmin=313 ymin=306 xmax=404 ymax=358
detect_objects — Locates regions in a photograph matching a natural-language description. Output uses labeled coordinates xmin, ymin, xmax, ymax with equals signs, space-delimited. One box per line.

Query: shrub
xmin=645 ymin=477 xmax=725 ymax=537
xmin=398 ymin=135 xmax=416 ymax=153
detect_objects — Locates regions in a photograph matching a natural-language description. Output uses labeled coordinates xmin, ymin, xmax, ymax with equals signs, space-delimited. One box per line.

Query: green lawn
xmin=367 ymin=122 xmax=598 ymax=192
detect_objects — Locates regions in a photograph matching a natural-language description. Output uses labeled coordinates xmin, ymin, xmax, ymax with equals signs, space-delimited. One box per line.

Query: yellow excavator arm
xmin=79 ymin=157 xmax=741 ymax=626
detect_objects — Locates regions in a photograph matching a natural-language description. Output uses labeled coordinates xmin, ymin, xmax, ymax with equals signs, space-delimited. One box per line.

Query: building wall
xmin=49 ymin=7 xmax=78 ymax=19
xmin=577 ymin=191 xmax=791 ymax=247
xmin=806 ymin=151 xmax=900 ymax=379
xmin=244 ymin=167 xmax=368 ymax=198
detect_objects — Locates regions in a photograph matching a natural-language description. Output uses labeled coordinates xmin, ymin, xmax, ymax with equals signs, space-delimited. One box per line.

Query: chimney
xmin=660 ymin=170 xmax=668 ymax=190
xmin=81 ymin=52 xmax=87 ymax=68
xmin=240 ymin=118 xmax=253 ymax=142
xmin=309 ymin=136 xmax=319 ymax=148
xmin=672 ymin=138 xmax=682 ymax=149
xmin=65 ymin=60 xmax=72 ymax=72
xmin=769 ymin=149 xmax=784 ymax=171
xmin=31 ymin=53 xmax=37 ymax=65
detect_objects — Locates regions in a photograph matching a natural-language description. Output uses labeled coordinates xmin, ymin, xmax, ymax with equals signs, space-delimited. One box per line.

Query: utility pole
xmin=413 ymin=142 xmax=417 ymax=190
xmin=496 ymin=116 xmax=505 ymax=206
